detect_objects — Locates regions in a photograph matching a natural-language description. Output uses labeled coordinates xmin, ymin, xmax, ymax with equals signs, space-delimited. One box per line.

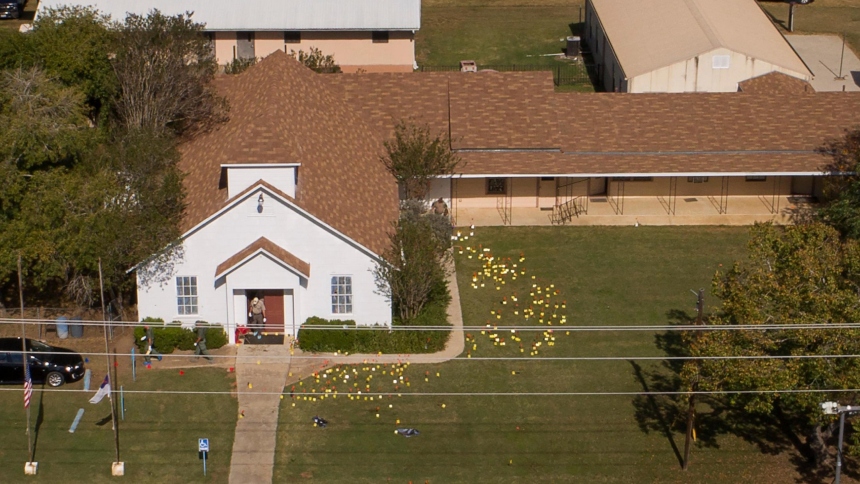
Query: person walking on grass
xmin=194 ymin=321 xmax=214 ymax=363
xmin=141 ymin=324 xmax=163 ymax=369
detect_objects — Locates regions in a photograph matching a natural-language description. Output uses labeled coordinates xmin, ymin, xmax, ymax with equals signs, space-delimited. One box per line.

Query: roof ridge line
xmin=683 ymin=0 xmax=723 ymax=50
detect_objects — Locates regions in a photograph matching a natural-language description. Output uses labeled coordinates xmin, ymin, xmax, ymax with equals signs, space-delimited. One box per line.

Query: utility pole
xmin=682 ymin=288 xmax=705 ymax=470
xmin=820 ymin=402 xmax=860 ymax=484
xmin=788 ymin=3 xmax=795 ymax=33
xmin=18 ymin=254 xmax=32 ymax=462
xmin=98 ymin=260 xmax=121 ymax=464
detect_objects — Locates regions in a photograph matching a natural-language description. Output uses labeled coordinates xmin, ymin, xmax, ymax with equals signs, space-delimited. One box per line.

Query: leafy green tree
xmin=224 ymin=56 xmax=259 ymax=75
xmin=0 ymin=7 xmax=117 ymax=124
xmin=373 ymin=206 xmax=451 ymax=321
xmin=290 ymin=47 xmax=341 ymax=73
xmin=0 ymin=67 xmax=94 ymax=171
xmin=381 ymin=122 xmax=460 ymax=200
xmin=820 ymin=128 xmax=860 ymax=239
xmin=682 ymin=222 xmax=860 ymax=466
xmin=29 ymin=6 xmax=117 ymax=121
xmin=0 ymin=66 xmax=95 ymax=240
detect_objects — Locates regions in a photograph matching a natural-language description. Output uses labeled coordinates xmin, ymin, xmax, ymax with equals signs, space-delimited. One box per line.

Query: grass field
xmin=270 ymin=226 xmax=825 ymax=483
xmin=417 ymin=5 xmax=582 ymax=66
xmin=0 ymin=363 xmax=237 ymax=482
xmin=758 ymin=0 xmax=860 ymax=56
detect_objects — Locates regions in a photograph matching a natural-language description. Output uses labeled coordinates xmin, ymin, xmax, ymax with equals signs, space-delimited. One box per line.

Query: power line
xmin=9 ymin=350 xmax=860 ymax=362
xmin=2 ymin=388 xmax=860 ymax=397
xmin=4 ymin=317 xmax=860 ymax=332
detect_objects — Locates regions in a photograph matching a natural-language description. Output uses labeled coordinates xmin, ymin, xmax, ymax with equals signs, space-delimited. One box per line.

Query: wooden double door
xmin=248 ymin=290 xmax=295 ymax=334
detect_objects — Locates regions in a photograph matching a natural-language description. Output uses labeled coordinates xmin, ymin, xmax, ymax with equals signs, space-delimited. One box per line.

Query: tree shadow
xmin=630 ymin=308 xmax=833 ymax=481
xmin=782 ymin=198 xmax=819 ymax=225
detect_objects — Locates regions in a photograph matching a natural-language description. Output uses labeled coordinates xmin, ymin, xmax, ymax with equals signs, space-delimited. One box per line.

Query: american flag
xmin=23 ymin=363 xmax=32 ymax=409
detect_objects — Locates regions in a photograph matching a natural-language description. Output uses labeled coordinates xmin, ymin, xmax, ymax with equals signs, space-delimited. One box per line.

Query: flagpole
xmin=18 ymin=253 xmax=32 ymax=461
xmin=98 ymin=259 xmax=120 ymax=462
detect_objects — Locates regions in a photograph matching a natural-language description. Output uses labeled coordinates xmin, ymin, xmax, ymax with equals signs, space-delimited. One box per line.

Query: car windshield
xmin=28 ymin=340 xmax=53 ymax=353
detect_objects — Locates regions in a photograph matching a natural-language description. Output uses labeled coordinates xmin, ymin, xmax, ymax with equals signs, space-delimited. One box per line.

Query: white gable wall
xmin=226 ymin=166 xmax=297 ymax=198
xmin=136 ymin=187 xmax=391 ymax=341
xmin=629 ymin=47 xmax=811 ymax=93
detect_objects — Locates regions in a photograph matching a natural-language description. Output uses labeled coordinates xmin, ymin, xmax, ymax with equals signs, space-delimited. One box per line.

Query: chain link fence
xmin=419 ymin=63 xmax=597 ymax=88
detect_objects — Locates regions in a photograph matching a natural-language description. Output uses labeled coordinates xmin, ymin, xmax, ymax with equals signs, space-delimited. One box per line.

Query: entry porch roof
xmin=215 ymin=237 xmax=311 ymax=280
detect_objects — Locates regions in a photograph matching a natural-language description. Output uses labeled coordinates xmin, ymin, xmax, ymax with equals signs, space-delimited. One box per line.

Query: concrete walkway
xmin=786 ymin=34 xmax=860 ymax=92
xmin=227 ymin=344 xmax=292 ymax=484
xmin=227 ymin=260 xmax=465 ymax=483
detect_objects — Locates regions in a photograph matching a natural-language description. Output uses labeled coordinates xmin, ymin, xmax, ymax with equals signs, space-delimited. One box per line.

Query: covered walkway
xmin=454 ymin=195 xmax=816 ymax=227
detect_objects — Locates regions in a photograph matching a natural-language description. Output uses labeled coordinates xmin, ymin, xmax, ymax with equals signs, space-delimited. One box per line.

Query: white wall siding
xmin=629 ymin=48 xmax=811 ymax=93
xmin=136 ymin=187 xmax=391 ymax=342
xmin=226 ymin=166 xmax=297 ymax=198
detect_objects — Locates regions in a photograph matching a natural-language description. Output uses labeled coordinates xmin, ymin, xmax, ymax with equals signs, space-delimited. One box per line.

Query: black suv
xmin=0 ymin=338 xmax=85 ymax=387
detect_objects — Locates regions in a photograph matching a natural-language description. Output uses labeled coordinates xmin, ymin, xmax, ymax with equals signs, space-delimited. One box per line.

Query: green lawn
xmin=416 ymin=1 xmax=594 ymax=90
xmin=417 ymin=5 xmax=581 ymax=66
xmin=272 ymin=226 xmax=816 ymax=482
xmin=0 ymin=364 xmax=237 ymax=482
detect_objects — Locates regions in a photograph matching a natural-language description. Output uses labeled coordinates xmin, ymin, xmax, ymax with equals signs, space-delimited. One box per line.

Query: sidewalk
xmin=227 ymin=260 xmax=464 ymax=483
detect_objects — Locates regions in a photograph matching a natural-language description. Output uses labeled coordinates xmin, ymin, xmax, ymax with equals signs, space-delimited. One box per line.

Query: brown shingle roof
xmin=555 ymin=92 xmax=860 ymax=154
xmin=331 ymin=70 xmax=860 ymax=175
xmin=737 ymin=71 xmax=815 ymax=94
xmin=215 ymin=237 xmax=310 ymax=278
xmin=448 ymin=72 xmax=559 ymax=149
xmin=182 ymin=62 xmax=860 ymax=240
xmin=325 ymin=71 xmax=559 ymax=149
xmin=179 ymin=52 xmax=399 ymax=256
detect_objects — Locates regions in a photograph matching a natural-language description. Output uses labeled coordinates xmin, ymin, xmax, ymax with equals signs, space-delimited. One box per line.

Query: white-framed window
xmin=331 ymin=276 xmax=353 ymax=314
xmin=176 ymin=276 xmax=198 ymax=315
xmin=712 ymin=55 xmax=730 ymax=69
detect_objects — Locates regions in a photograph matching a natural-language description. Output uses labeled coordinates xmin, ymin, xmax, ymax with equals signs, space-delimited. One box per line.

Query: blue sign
xmin=198 ymin=438 xmax=209 ymax=452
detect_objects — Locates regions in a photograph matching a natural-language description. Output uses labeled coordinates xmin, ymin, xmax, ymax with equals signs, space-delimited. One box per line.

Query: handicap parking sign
xmin=199 ymin=438 xmax=209 ymax=452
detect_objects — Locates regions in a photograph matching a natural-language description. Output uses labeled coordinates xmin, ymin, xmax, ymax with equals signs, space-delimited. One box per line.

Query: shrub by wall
xmin=297 ymin=298 xmax=450 ymax=354
xmin=135 ymin=319 xmax=228 ymax=354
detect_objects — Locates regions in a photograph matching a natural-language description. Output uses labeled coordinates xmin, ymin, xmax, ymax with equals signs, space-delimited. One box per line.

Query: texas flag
xmin=89 ymin=375 xmax=111 ymax=404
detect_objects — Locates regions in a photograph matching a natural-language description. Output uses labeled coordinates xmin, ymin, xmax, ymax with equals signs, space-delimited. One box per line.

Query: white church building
xmin=133 ymin=52 xmax=399 ymax=342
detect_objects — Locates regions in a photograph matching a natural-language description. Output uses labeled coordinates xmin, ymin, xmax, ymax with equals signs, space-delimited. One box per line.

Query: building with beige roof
xmin=584 ymin=0 xmax=812 ymax=92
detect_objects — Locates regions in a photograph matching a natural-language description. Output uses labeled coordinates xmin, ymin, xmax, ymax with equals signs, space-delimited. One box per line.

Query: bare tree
xmin=110 ymin=10 xmax=226 ymax=136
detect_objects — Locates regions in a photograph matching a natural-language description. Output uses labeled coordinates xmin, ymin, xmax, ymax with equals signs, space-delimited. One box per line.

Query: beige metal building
xmin=584 ymin=0 xmax=812 ymax=92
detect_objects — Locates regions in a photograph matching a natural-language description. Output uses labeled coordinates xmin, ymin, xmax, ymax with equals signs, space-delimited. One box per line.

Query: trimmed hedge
xmin=135 ymin=319 xmax=228 ymax=354
xmin=297 ymin=298 xmax=450 ymax=354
